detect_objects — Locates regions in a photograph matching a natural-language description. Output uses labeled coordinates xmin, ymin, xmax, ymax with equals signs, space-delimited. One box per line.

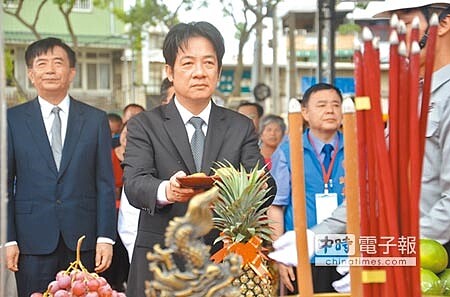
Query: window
xmin=148 ymin=32 xmax=166 ymax=50
xmin=4 ymin=0 xmax=18 ymax=8
xmin=5 ymin=49 xmax=15 ymax=87
xmin=73 ymin=0 xmax=92 ymax=12
xmin=87 ymin=64 xmax=97 ymax=90
xmin=99 ymin=64 xmax=110 ymax=89
xmin=148 ymin=62 xmax=164 ymax=94
xmin=72 ymin=63 xmax=82 ymax=89
xmin=72 ymin=51 xmax=112 ymax=91
xmin=86 ymin=52 xmax=97 ymax=59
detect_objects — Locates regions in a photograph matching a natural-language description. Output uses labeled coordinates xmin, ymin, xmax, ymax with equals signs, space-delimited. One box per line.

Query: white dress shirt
xmin=156 ymin=97 xmax=212 ymax=205
xmin=118 ymin=188 xmax=139 ymax=262
xmin=38 ymin=95 xmax=70 ymax=147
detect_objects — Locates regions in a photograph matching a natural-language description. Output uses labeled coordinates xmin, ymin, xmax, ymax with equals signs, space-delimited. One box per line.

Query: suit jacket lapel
xmin=162 ymin=101 xmax=197 ymax=173
xmin=202 ymin=103 xmax=227 ymax=175
xmin=58 ymin=98 xmax=84 ymax=178
xmin=25 ymin=98 xmax=58 ymax=174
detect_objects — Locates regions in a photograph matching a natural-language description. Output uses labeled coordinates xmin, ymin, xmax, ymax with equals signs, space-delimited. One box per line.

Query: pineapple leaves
xmin=212 ymin=161 xmax=273 ymax=244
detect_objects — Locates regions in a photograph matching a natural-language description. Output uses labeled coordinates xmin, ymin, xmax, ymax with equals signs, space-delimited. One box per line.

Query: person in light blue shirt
xmin=268 ymin=83 xmax=345 ymax=294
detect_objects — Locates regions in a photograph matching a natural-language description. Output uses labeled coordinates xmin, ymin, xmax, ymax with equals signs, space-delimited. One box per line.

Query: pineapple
xmin=212 ymin=162 xmax=276 ymax=297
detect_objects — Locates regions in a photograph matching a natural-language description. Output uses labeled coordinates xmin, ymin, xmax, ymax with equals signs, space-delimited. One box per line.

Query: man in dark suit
xmin=123 ymin=21 xmax=274 ymax=296
xmin=6 ymin=37 xmax=116 ymax=297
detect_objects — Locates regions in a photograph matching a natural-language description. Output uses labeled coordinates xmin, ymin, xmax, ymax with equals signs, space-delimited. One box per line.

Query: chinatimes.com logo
xmin=315 ymin=256 xmax=416 ymax=267
xmin=314 ymin=233 xmax=417 ymax=267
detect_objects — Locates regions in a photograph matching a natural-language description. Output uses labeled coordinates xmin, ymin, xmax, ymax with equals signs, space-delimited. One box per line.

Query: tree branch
xmin=57 ymin=1 xmax=78 ymax=49
xmin=2 ymin=0 xmax=44 ymax=39
xmin=32 ymin=0 xmax=49 ymax=28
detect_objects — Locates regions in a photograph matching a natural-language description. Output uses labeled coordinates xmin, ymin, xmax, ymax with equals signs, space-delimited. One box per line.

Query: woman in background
xmin=259 ymin=114 xmax=286 ymax=170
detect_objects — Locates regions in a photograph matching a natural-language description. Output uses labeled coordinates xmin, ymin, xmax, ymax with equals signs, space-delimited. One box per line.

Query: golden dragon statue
xmin=146 ymin=187 xmax=241 ymax=297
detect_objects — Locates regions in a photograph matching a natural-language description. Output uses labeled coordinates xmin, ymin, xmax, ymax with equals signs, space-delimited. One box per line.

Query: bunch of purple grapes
xmin=30 ymin=269 xmax=126 ymax=297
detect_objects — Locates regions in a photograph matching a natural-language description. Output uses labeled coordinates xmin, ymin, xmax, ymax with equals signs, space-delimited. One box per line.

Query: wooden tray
xmin=176 ymin=175 xmax=221 ymax=189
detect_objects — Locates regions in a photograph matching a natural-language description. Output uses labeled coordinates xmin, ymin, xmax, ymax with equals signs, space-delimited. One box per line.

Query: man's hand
xmin=278 ymin=263 xmax=296 ymax=292
xmin=6 ymin=245 xmax=20 ymax=272
xmin=94 ymin=243 xmax=113 ymax=273
xmin=166 ymin=171 xmax=203 ymax=203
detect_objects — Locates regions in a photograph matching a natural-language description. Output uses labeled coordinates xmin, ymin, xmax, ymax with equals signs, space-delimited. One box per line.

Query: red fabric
xmin=264 ymin=157 xmax=272 ymax=170
xmin=112 ymin=150 xmax=123 ymax=188
xmin=112 ymin=150 xmax=123 ymax=209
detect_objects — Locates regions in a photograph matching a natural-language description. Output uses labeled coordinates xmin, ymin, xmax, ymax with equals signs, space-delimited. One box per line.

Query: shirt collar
xmin=308 ymin=130 xmax=338 ymax=153
xmin=431 ymin=64 xmax=450 ymax=93
xmin=174 ymin=96 xmax=211 ymax=126
xmin=38 ymin=95 xmax=70 ymax=118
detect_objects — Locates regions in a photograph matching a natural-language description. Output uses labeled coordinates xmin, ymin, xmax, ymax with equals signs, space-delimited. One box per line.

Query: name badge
xmin=315 ymin=192 xmax=338 ymax=224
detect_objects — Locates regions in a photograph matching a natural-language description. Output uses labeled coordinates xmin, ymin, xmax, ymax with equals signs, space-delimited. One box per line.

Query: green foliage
xmin=92 ymin=0 xmax=111 ymax=9
xmin=5 ymin=50 xmax=14 ymax=86
xmin=235 ymin=22 xmax=246 ymax=40
xmin=336 ymin=0 xmax=367 ymax=9
xmin=115 ymin=0 xmax=172 ymax=50
xmin=212 ymin=161 xmax=273 ymax=245
xmin=111 ymin=0 xmax=208 ymax=51
xmin=356 ymin=2 xmax=368 ymax=9
xmin=106 ymin=0 xmax=208 ymax=50
xmin=338 ymin=22 xmax=361 ymax=35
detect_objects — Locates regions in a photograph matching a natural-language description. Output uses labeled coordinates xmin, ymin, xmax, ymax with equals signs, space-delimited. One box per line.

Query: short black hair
xmin=237 ymin=101 xmax=264 ymax=118
xmin=160 ymin=77 xmax=173 ymax=102
xmin=301 ymin=83 xmax=343 ymax=107
xmin=163 ymin=21 xmax=225 ymax=70
xmin=108 ymin=113 xmax=122 ymax=123
xmin=25 ymin=37 xmax=76 ymax=68
xmin=123 ymin=103 xmax=145 ymax=114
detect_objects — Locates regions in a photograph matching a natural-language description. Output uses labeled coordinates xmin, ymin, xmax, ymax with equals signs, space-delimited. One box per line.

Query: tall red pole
xmin=354 ymin=42 xmax=372 ymax=297
xmin=409 ymin=16 xmax=420 ymax=52
xmin=398 ymin=41 xmax=411 ymax=235
xmin=408 ymin=40 xmax=422 ymax=297
xmin=388 ymin=29 xmax=400 ymax=214
xmin=419 ymin=13 xmax=439 ymax=165
xmin=362 ymin=28 xmax=379 ymax=297
xmin=367 ymin=28 xmax=406 ymax=297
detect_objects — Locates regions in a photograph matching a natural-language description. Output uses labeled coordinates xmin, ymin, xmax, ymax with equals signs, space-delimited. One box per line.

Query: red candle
xmin=419 ymin=13 xmax=439 ymax=166
xmin=397 ymin=41 xmax=411 ymax=235
xmin=388 ymin=30 xmax=400 ymax=211
xmin=353 ymin=44 xmax=373 ymax=297
xmin=397 ymin=20 xmax=407 ymax=45
xmin=363 ymin=29 xmax=398 ymax=242
xmin=409 ymin=40 xmax=421 ymax=226
xmin=408 ymin=41 xmax=422 ymax=297
xmin=367 ymin=29 xmax=404 ymax=297
xmin=409 ymin=16 xmax=420 ymax=52
xmin=390 ymin=13 xmax=399 ymax=34
xmin=362 ymin=28 xmax=383 ymax=297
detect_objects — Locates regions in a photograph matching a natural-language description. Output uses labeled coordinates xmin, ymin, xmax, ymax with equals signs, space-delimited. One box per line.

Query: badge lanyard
xmin=307 ymin=133 xmax=339 ymax=193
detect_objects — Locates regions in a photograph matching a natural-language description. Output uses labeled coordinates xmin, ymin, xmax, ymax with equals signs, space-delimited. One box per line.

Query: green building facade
xmin=3 ymin=0 xmax=131 ymax=111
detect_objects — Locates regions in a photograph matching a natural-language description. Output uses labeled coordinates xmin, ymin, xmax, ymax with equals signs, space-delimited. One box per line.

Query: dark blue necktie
xmin=322 ymin=144 xmax=334 ymax=171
